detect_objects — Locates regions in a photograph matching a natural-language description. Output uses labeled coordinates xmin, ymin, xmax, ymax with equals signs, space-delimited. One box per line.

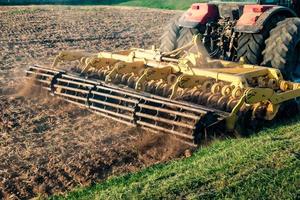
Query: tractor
xmin=160 ymin=0 xmax=300 ymax=81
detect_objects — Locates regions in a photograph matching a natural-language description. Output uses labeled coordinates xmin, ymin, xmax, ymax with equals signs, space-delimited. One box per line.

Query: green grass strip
xmin=51 ymin=117 xmax=300 ymax=200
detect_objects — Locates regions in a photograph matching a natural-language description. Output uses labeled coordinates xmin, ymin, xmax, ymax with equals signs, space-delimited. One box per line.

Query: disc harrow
xmin=26 ymin=35 xmax=300 ymax=146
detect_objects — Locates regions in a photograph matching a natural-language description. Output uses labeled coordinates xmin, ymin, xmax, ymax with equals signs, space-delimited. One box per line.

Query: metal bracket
xmin=105 ymin=61 xmax=145 ymax=83
xmin=226 ymin=95 xmax=246 ymax=130
xmin=170 ymin=75 xmax=212 ymax=99
xmin=135 ymin=66 xmax=174 ymax=91
xmin=52 ymin=51 xmax=96 ymax=68
xmin=80 ymin=57 xmax=119 ymax=73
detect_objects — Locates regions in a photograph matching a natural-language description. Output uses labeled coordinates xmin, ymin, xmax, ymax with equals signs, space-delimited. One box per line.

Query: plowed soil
xmin=0 ymin=6 xmax=188 ymax=199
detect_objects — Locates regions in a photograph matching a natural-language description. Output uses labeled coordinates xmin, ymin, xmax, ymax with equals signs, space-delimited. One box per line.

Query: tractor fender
xmin=235 ymin=6 xmax=297 ymax=33
xmin=177 ymin=3 xmax=219 ymax=28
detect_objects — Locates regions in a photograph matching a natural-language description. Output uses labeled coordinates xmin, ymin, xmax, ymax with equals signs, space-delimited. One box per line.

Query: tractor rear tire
xmin=263 ymin=18 xmax=300 ymax=81
xmin=159 ymin=17 xmax=181 ymax=52
xmin=236 ymin=33 xmax=265 ymax=64
xmin=177 ymin=28 xmax=200 ymax=49
xmin=237 ymin=16 xmax=285 ymax=65
xmin=159 ymin=17 xmax=200 ymax=53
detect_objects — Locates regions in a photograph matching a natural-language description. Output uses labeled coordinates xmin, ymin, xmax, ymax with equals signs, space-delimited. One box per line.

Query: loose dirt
xmin=0 ymin=6 xmax=189 ymax=199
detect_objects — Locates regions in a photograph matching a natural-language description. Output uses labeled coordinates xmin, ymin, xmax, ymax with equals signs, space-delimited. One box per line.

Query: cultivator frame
xmin=26 ymin=36 xmax=300 ymax=146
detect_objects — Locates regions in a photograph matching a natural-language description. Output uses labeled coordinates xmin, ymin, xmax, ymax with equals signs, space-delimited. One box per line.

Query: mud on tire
xmin=263 ymin=18 xmax=300 ymax=81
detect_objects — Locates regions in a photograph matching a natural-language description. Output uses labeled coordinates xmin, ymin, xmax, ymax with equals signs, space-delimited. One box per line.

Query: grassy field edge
xmin=51 ymin=117 xmax=300 ymax=200
xmin=1 ymin=0 xmax=199 ymax=10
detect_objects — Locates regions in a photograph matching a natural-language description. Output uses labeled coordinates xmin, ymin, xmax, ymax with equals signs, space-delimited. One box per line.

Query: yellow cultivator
xmin=26 ymin=36 xmax=300 ymax=146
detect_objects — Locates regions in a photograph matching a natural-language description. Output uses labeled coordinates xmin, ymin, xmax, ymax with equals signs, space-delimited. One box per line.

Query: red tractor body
xmin=179 ymin=2 xmax=298 ymax=32
xmin=236 ymin=5 xmax=275 ymax=26
xmin=179 ymin=3 xmax=219 ymax=25
xmin=181 ymin=3 xmax=276 ymax=26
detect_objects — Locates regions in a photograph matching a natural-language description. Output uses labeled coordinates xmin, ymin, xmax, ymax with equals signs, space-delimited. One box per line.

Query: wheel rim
xmin=291 ymin=41 xmax=300 ymax=82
